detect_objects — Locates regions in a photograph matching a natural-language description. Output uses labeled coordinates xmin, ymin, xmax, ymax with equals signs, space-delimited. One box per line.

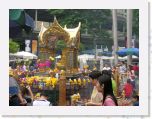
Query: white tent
xmin=78 ymin=54 xmax=94 ymax=60
xmin=55 ymin=54 xmax=95 ymax=60
xmin=78 ymin=54 xmax=94 ymax=69
xmin=97 ymin=55 xmax=138 ymax=60
xmin=14 ymin=51 xmax=38 ymax=59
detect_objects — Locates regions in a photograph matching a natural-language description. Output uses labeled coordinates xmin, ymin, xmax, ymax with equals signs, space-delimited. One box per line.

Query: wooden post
xmin=59 ymin=71 xmax=66 ymax=106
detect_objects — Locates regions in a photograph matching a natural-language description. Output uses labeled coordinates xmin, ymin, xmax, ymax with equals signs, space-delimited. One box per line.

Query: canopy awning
xmin=116 ymin=48 xmax=139 ymax=57
xmin=9 ymin=9 xmax=34 ymax=37
xmin=14 ymin=51 xmax=38 ymax=59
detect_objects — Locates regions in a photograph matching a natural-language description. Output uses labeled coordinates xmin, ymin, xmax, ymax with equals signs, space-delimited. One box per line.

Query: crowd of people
xmin=9 ymin=59 xmax=139 ymax=106
xmin=85 ymin=61 xmax=139 ymax=106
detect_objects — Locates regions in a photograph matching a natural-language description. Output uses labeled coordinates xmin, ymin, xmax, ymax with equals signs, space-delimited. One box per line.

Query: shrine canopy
xmin=39 ymin=17 xmax=81 ymax=49
xmin=63 ymin=22 xmax=81 ymax=48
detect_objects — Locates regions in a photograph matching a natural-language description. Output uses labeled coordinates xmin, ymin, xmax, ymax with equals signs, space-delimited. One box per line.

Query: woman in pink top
xmin=96 ymin=70 xmax=118 ymax=106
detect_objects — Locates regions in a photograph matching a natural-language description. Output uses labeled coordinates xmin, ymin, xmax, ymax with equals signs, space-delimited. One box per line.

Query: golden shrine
xmin=38 ymin=17 xmax=81 ymax=76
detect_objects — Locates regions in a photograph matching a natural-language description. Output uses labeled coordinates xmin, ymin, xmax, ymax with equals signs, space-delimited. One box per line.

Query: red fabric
xmin=124 ymin=83 xmax=133 ymax=97
xmin=132 ymin=65 xmax=139 ymax=71
xmin=38 ymin=63 xmax=46 ymax=68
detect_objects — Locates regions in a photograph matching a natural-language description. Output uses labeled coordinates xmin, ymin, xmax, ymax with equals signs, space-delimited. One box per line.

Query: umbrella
xmin=14 ymin=51 xmax=38 ymax=59
xmin=9 ymin=20 xmax=22 ymax=38
xmin=9 ymin=9 xmax=34 ymax=37
xmin=116 ymin=48 xmax=139 ymax=57
xmin=9 ymin=9 xmax=34 ymax=29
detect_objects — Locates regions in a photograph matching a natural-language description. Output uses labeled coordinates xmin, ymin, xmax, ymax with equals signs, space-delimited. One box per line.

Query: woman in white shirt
xmin=85 ymin=70 xmax=103 ymax=106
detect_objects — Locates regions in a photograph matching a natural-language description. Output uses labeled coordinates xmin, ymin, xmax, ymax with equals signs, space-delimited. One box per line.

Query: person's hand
xmin=20 ymin=99 xmax=27 ymax=105
xmin=85 ymin=102 xmax=92 ymax=106
xmin=26 ymin=85 xmax=31 ymax=90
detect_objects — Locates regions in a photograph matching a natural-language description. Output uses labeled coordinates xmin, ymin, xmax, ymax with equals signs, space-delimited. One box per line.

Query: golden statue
xmin=38 ymin=17 xmax=81 ymax=76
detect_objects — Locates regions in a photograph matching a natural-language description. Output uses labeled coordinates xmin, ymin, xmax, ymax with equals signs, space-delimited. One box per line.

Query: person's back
xmin=9 ymin=77 xmax=20 ymax=96
xmin=9 ymin=76 xmax=20 ymax=106
xmin=9 ymin=76 xmax=27 ymax=106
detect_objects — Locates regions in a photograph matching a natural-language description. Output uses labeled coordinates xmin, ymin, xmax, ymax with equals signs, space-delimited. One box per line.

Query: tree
xmin=79 ymin=43 xmax=85 ymax=52
xmin=9 ymin=39 xmax=19 ymax=53
xmin=48 ymin=9 xmax=113 ymax=50
xmin=48 ymin=9 xmax=111 ymax=33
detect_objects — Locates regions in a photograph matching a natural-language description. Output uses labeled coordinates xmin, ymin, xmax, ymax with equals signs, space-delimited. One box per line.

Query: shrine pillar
xmin=59 ymin=70 xmax=66 ymax=106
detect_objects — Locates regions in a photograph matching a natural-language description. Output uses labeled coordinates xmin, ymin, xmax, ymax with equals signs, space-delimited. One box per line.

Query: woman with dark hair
xmin=85 ymin=70 xmax=103 ymax=106
xmin=97 ymin=70 xmax=118 ymax=106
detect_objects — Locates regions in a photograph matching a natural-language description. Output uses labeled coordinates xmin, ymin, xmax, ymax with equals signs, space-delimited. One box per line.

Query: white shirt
xmin=33 ymin=99 xmax=51 ymax=106
xmin=91 ymin=86 xmax=103 ymax=103
xmin=55 ymin=73 xmax=59 ymax=79
xmin=119 ymin=65 xmax=126 ymax=74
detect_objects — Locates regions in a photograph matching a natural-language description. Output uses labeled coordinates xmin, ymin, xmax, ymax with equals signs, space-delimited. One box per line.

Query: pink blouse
xmin=103 ymin=96 xmax=116 ymax=106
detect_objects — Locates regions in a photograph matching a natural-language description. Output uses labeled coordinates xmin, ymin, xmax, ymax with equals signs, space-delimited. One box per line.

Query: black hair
xmin=21 ymin=87 xmax=29 ymax=96
xmin=122 ymin=61 xmax=125 ymax=64
xmin=127 ymin=79 xmax=131 ymax=83
xmin=98 ymin=70 xmax=118 ymax=106
xmin=40 ymin=91 xmax=49 ymax=97
xmin=133 ymin=95 xmax=139 ymax=101
xmin=89 ymin=70 xmax=102 ymax=80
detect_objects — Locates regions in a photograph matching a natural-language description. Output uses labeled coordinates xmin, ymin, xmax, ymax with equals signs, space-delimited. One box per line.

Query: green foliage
xmin=56 ymin=40 xmax=66 ymax=51
xmin=79 ymin=43 xmax=85 ymax=52
xmin=48 ymin=9 xmax=112 ymax=50
xmin=47 ymin=9 xmax=139 ymax=51
xmin=48 ymin=9 xmax=111 ymax=33
xmin=9 ymin=39 xmax=20 ymax=53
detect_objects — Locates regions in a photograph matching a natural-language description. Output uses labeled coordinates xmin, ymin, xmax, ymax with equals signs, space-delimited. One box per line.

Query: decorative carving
xmin=38 ymin=18 xmax=81 ymax=105
xmin=38 ymin=17 xmax=81 ymax=75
